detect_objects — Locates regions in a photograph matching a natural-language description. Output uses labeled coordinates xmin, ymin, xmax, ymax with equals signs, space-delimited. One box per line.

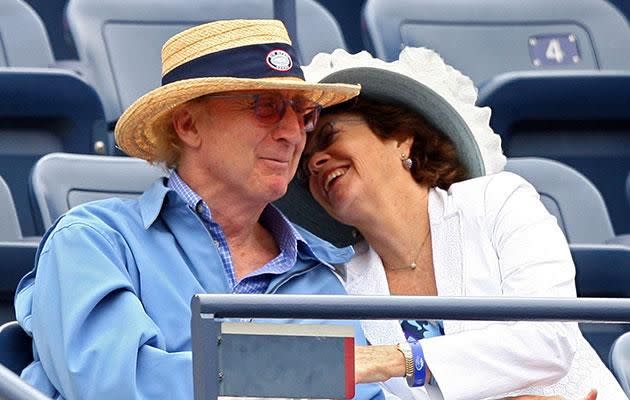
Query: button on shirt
xmin=168 ymin=171 xmax=300 ymax=294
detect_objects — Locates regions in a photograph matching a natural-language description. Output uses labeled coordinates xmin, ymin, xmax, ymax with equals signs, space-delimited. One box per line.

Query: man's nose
xmin=272 ymin=105 xmax=304 ymax=144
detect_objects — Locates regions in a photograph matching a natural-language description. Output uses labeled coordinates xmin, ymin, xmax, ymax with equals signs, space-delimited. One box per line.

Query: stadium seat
xmin=571 ymin=243 xmax=630 ymax=365
xmin=65 ymin=0 xmax=348 ymax=127
xmin=483 ymin=72 xmax=630 ymax=236
xmin=505 ymin=157 xmax=629 ymax=245
xmin=0 ymin=240 xmax=37 ymax=325
xmin=0 ymin=68 xmax=108 ymax=237
xmin=29 ymin=153 xmax=167 ymax=231
xmin=610 ymin=331 xmax=630 ymax=396
xmin=0 ymin=0 xmax=54 ymax=67
xmin=0 ymin=176 xmax=23 ymax=243
xmin=626 ymin=172 xmax=630 ymax=209
xmin=362 ymin=0 xmax=630 ymax=86
xmin=0 ymin=321 xmax=32 ymax=376
xmin=0 ymin=176 xmax=38 ymax=324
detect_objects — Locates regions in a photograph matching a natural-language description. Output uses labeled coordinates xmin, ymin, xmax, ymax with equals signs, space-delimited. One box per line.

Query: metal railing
xmin=191 ymin=294 xmax=630 ymax=400
xmin=3 ymin=295 xmax=630 ymax=400
xmin=193 ymin=294 xmax=630 ymax=322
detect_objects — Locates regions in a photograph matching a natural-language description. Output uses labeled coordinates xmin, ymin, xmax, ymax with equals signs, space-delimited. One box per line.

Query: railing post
xmin=191 ymin=296 xmax=221 ymax=400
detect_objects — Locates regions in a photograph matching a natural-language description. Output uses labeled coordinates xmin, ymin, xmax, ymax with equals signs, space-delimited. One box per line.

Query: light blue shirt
xmin=15 ymin=178 xmax=383 ymax=400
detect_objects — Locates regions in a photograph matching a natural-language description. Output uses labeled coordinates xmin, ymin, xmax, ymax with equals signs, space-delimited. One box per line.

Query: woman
xmin=297 ymin=48 xmax=626 ymax=400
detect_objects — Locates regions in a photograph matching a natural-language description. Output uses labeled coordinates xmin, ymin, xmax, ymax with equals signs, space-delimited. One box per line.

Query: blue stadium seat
xmin=0 ymin=321 xmax=32 ymax=376
xmin=0 ymin=176 xmax=38 ymax=324
xmin=0 ymin=0 xmax=54 ymax=67
xmin=65 ymin=0 xmax=348 ymax=129
xmin=30 ymin=153 xmax=167 ymax=231
xmin=505 ymin=157 xmax=630 ymax=245
xmin=362 ymin=0 xmax=630 ymax=86
xmin=0 ymin=240 xmax=37 ymax=325
xmin=0 ymin=68 xmax=107 ymax=237
xmin=0 ymin=176 xmax=24 ymax=243
xmin=610 ymin=331 xmax=630 ymax=397
xmin=571 ymin=243 xmax=630 ymax=365
xmin=480 ymin=72 xmax=630 ymax=236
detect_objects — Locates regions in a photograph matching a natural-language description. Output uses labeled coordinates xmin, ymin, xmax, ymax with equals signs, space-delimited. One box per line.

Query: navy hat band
xmin=161 ymin=42 xmax=304 ymax=86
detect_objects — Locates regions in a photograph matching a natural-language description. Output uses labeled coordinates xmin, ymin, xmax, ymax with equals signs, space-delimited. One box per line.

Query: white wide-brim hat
xmin=306 ymin=47 xmax=507 ymax=176
xmin=114 ymin=19 xmax=361 ymax=161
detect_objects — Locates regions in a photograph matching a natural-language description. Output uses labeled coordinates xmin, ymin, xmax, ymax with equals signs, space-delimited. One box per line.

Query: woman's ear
xmin=172 ymin=104 xmax=201 ymax=148
xmin=395 ymin=134 xmax=414 ymax=155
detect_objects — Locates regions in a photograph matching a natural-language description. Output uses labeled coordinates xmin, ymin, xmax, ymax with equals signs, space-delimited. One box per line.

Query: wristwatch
xmin=396 ymin=342 xmax=414 ymax=378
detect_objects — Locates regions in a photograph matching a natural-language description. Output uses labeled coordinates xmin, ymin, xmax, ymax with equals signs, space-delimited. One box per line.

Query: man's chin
xmin=266 ymin=182 xmax=290 ymax=203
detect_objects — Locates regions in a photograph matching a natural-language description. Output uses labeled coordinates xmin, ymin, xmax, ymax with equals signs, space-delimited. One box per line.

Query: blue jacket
xmin=15 ymin=178 xmax=384 ymax=400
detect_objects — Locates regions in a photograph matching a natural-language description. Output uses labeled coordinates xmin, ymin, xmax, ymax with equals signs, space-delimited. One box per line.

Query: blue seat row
xmin=2 ymin=0 xmax=630 ymax=236
xmin=362 ymin=0 xmax=630 ymax=86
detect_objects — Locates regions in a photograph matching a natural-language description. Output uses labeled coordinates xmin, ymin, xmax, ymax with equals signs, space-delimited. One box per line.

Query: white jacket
xmin=346 ymin=172 xmax=626 ymax=400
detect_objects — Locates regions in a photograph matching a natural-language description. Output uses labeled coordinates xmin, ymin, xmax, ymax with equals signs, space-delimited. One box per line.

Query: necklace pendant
xmin=410 ymin=262 xmax=417 ymax=269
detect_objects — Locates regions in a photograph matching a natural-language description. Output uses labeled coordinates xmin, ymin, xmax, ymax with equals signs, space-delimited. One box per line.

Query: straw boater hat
xmin=114 ymin=19 xmax=361 ymax=161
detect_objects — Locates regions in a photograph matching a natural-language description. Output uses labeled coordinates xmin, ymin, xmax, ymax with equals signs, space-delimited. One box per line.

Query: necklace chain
xmin=384 ymin=228 xmax=431 ymax=271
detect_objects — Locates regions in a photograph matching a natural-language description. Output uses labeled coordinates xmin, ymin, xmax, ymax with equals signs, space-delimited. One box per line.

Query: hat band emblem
xmin=161 ymin=42 xmax=303 ymax=86
xmin=266 ymin=49 xmax=293 ymax=71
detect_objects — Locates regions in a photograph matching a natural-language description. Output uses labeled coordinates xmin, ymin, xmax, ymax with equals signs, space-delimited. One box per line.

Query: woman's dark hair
xmin=303 ymin=97 xmax=469 ymax=190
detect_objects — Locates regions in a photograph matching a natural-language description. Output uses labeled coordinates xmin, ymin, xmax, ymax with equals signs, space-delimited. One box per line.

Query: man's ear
xmin=172 ymin=105 xmax=201 ymax=148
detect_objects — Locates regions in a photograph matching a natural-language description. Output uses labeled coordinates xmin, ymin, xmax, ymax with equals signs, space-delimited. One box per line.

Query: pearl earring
xmin=401 ymin=154 xmax=413 ymax=170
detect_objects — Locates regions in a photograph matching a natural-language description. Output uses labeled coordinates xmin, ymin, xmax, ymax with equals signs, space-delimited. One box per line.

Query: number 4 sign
xmin=528 ymin=34 xmax=581 ymax=67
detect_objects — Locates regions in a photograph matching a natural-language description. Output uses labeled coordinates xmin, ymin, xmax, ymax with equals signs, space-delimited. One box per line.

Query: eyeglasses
xmin=206 ymin=93 xmax=322 ymax=132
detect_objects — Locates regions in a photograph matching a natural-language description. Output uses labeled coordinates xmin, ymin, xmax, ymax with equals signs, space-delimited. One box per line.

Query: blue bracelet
xmin=406 ymin=341 xmax=426 ymax=387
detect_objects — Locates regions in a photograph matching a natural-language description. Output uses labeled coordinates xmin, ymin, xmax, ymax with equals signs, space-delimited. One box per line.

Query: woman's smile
xmin=323 ymin=166 xmax=349 ymax=194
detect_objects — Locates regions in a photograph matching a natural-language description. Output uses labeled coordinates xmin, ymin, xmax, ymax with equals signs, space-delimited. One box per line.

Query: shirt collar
xmin=141 ymin=170 xmax=306 ymax=243
xmin=139 ymin=177 xmax=172 ymax=229
xmin=167 ymin=170 xmax=204 ymax=214
xmin=137 ymin=171 xmax=351 ymax=264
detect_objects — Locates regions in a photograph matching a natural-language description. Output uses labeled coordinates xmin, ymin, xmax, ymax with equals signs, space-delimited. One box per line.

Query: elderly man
xmin=14 ymin=19 xmax=374 ymax=400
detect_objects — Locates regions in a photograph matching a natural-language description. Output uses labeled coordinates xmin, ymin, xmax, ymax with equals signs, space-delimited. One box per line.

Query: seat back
xmin=65 ymin=0 xmax=347 ymax=123
xmin=484 ymin=72 xmax=630 ymax=235
xmin=0 ymin=321 xmax=33 ymax=375
xmin=0 ymin=241 xmax=38 ymax=325
xmin=0 ymin=68 xmax=107 ymax=236
xmin=0 ymin=177 xmax=39 ymax=324
xmin=0 ymin=176 xmax=22 ymax=242
xmin=571 ymin=243 xmax=630 ymax=365
xmin=505 ymin=157 xmax=615 ymax=244
xmin=610 ymin=331 xmax=630 ymax=396
xmin=362 ymin=0 xmax=630 ymax=86
xmin=30 ymin=153 xmax=167 ymax=231
xmin=0 ymin=0 xmax=54 ymax=67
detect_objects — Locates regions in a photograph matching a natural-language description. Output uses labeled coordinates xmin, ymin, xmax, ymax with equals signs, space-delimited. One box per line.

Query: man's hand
xmin=506 ymin=389 xmax=597 ymax=400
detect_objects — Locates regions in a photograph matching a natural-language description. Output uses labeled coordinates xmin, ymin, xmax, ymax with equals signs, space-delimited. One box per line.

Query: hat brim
xmin=276 ymin=67 xmax=485 ymax=247
xmin=321 ymin=68 xmax=485 ymax=177
xmin=115 ymin=76 xmax=360 ymax=160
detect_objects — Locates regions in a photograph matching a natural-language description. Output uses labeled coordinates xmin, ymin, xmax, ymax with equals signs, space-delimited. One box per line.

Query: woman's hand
xmin=355 ymin=345 xmax=406 ymax=384
xmin=506 ymin=389 xmax=597 ymax=400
